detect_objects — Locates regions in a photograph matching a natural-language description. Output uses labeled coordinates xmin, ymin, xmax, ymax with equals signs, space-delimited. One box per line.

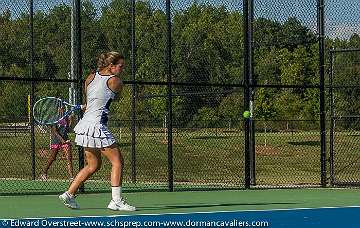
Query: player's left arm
xmin=108 ymin=76 xmax=123 ymax=100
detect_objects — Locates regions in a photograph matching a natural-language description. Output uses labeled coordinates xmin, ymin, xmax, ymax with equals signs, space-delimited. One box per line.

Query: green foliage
xmin=143 ymin=87 xmax=167 ymax=121
xmin=0 ymin=65 xmax=29 ymax=119
xmin=1 ymin=1 xmax=360 ymax=129
xmin=112 ymin=86 xmax=132 ymax=120
xmin=190 ymin=107 xmax=220 ymax=128
xmin=255 ymin=88 xmax=277 ymax=120
xmin=100 ymin=0 xmax=131 ymax=54
xmin=219 ymin=93 xmax=243 ymax=121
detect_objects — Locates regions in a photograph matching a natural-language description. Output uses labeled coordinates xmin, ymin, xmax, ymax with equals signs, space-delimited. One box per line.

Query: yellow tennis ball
xmin=243 ymin=110 xmax=251 ymax=119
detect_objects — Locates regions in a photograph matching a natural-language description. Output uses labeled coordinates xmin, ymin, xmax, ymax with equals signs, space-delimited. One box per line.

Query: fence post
xmin=248 ymin=0 xmax=256 ymax=186
xmin=329 ymin=49 xmax=334 ymax=186
xmin=243 ymin=0 xmax=251 ymax=189
xmin=318 ymin=0 xmax=327 ymax=187
xmin=29 ymin=0 xmax=36 ymax=181
xmin=73 ymin=0 xmax=84 ymax=192
xmin=131 ymin=0 xmax=137 ymax=184
xmin=165 ymin=0 xmax=174 ymax=192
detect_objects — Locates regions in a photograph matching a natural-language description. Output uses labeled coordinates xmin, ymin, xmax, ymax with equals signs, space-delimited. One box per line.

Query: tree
xmin=255 ymin=87 xmax=277 ymax=121
xmin=218 ymin=92 xmax=243 ymax=127
xmin=279 ymin=17 xmax=317 ymax=50
xmin=0 ymin=65 xmax=29 ymax=120
xmin=191 ymin=107 xmax=219 ymax=128
xmin=99 ymin=0 xmax=132 ymax=58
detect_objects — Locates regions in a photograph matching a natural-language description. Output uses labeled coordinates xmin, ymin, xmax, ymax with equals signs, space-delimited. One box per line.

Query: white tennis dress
xmin=74 ymin=72 xmax=117 ymax=148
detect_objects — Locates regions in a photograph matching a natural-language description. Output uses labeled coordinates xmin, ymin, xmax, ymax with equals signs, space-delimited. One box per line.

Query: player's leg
xmin=101 ymin=144 xmax=123 ymax=186
xmin=62 ymin=143 xmax=74 ymax=180
xmin=41 ymin=146 xmax=59 ymax=179
xmin=101 ymin=144 xmax=135 ymax=211
xmin=68 ymin=147 xmax=101 ymax=195
xmin=59 ymin=148 xmax=101 ymax=209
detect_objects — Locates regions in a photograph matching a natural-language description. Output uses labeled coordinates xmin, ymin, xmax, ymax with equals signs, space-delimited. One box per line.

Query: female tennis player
xmin=40 ymin=111 xmax=74 ymax=181
xmin=59 ymin=51 xmax=135 ymax=211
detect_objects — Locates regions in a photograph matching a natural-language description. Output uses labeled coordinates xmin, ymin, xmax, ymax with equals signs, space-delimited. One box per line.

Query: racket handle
xmin=75 ymin=104 xmax=84 ymax=110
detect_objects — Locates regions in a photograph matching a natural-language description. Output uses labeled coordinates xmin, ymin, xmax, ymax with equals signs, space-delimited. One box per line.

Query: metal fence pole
xmin=73 ymin=0 xmax=84 ymax=192
xmin=318 ymin=0 xmax=327 ymax=187
xmin=29 ymin=0 xmax=36 ymax=180
xmin=243 ymin=0 xmax=251 ymax=189
xmin=131 ymin=0 xmax=137 ymax=184
xmin=329 ymin=49 xmax=335 ymax=186
xmin=166 ymin=0 xmax=174 ymax=192
xmin=248 ymin=0 xmax=256 ymax=186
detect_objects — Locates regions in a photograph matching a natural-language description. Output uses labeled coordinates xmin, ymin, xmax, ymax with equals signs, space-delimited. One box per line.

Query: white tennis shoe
xmin=107 ymin=199 xmax=136 ymax=211
xmin=39 ymin=173 xmax=47 ymax=181
xmin=59 ymin=192 xmax=80 ymax=209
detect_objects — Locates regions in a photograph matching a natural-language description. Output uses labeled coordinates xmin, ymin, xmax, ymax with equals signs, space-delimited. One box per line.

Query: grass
xmin=1 ymin=128 xmax=360 ymax=194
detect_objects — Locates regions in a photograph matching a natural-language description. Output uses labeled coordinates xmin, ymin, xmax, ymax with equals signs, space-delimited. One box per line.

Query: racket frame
xmin=33 ymin=97 xmax=81 ymax=125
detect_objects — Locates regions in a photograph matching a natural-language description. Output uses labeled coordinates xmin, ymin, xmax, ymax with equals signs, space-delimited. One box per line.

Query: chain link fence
xmin=253 ymin=0 xmax=320 ymax=187
xmin=0 ymin=0 xmax=360 ymax=195
xmin=328 ymin=49 xmax=360 ymax=186
xmin=326 ymin=0 xmax=360 ymax=186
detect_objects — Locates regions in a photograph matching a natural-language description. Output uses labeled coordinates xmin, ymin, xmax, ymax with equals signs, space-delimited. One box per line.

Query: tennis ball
xmin=243 ymin=110 xmax=251 ymax=119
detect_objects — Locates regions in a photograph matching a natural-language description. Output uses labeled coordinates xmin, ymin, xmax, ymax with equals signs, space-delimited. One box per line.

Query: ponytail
xmin=97 ymin=52 xmax=124 ymax=70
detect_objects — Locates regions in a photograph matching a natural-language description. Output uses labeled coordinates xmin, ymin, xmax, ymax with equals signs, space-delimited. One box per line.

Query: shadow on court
xmin=77 ymin=202 xmax=298 ymax=212
xmin=287 ymin=141 xmax=320 ymax=146
xmin=192 ymin=136 xmax=230 ymax=140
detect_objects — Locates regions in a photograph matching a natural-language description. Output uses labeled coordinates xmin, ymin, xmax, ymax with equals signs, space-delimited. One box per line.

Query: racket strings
xmin=34 ymin=98 xmax=66 ymax=124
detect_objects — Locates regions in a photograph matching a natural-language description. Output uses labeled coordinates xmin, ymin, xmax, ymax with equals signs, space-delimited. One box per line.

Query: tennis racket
xmin=33 ymin=97 xmax=82 ymax=125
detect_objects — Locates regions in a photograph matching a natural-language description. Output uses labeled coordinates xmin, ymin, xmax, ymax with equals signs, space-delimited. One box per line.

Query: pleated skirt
xmin=74 ymin=119 xmax=116 ymax=148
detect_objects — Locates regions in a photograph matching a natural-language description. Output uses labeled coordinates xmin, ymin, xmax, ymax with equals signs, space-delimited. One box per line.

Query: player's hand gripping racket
xmin=33 ymin=97 xmax=82 ymax=125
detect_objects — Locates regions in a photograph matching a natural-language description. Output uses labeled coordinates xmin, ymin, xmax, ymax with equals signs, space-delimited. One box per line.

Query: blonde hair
xmin=97 ymin=51 xmax=124 ymax=70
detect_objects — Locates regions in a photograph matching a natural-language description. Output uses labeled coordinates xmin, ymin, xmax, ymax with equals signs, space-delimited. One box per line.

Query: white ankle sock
xmin=112 ymin=186 xmax=122 ymax=202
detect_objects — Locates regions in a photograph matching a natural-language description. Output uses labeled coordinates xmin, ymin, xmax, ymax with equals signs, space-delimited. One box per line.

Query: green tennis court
xmin=1 ymin=188 xmax=360 ymax=219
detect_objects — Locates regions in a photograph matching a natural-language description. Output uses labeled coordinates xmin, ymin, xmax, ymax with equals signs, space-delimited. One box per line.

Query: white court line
xmin=3 ymin=205 xmax=360 ymax=220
